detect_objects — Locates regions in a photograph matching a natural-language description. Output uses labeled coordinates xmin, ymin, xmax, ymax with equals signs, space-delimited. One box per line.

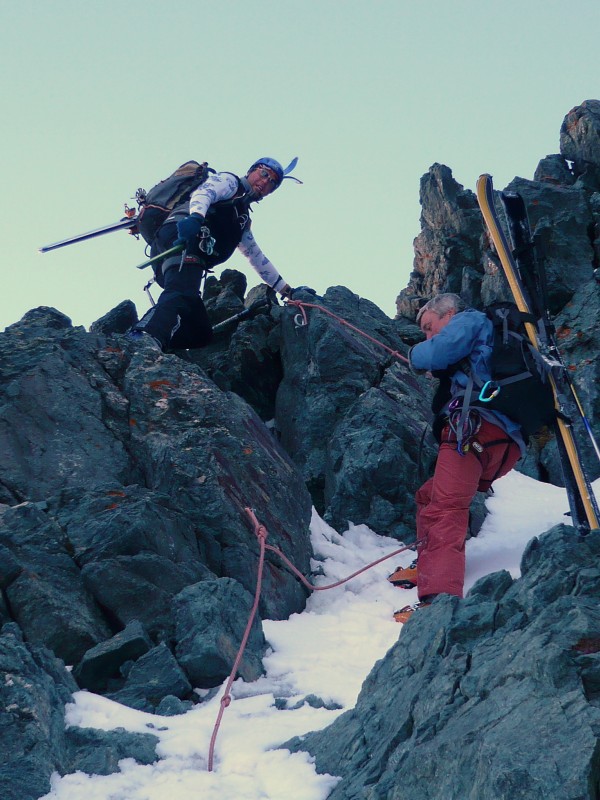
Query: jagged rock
xmin=504 ymin=177 xmax=594 ymax=313
xmin=173 ymin=578 xmax=266 ymax=687
xmin=73 ymin=619 xmax=153 ymax=692
xmin=63 ymin=726 xmax=158 ymax=777
xmin=289 ymin=525 xmax=600 ymax=799
xmin=324 ymin=365 xmax=435 ymax=540
xmin=155 ymin=695 xmax=194 ymax=715
xmin=47 ymin=484 xmax=215 ymax=641
xmin=560 ymin=100 xmax=600 ymax=190
xmin=1 ymin=503 xmax=112 ymax=663
xmin=189 ymin=285 xmax=283 ymax=420
xmin=392 ymin=315 xmax=424 ymax=344
xmin=540 ymin=279 xmax=600 ymax=486
xmin=107 ymin=642 xmax=192 ymax=711
xmin=0 ymin=308 xmax=131 ymax=503
xmin=0 ymin=542 xmax=23 ymax=588
xmin=89 ymin=299 xmax=138 ymax=334
xmin=0 ymin=623 xmax=77 ymax=800
xmin=81 ymin=552 xmax=215 ymax=642
xmin=396 ymin=164 xmax=487 ymax=318
xmin=590 ymin=192 xmax=600 ymax=269
xmin=534 ymin=154 xmax=576 ymax=186
xmin=275 ymin=285 xmax=415 ymax=517
xmin=203 ymin=268 xmax=246 ymax=324
xmin=121 ymin=338 xmax=312 ymax=620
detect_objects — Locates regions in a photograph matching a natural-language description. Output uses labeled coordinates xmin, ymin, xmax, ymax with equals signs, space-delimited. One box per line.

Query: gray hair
xmin=416 ymin=293 xmax=465 ymax=324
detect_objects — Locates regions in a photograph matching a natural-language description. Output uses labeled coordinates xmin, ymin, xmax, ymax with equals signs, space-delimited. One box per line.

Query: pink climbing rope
xmin=207 ymin=507 xmax=415 ymax=771
xmin=285 ymin=299 xmax=410 ymax=364
xmin=207 ymin=510 xmax=268 ymax=772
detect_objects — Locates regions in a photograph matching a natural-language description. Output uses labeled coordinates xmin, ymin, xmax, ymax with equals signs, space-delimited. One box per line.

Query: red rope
xmin=286 ymin=299 xmax=410 ymax=365
xmin=264 ymin=539 xmax=413 ymax=591
xmin=207 ymin=510 xmax=267 ymax=772
xmin=207 ymin=507 xmax=415 ymax=770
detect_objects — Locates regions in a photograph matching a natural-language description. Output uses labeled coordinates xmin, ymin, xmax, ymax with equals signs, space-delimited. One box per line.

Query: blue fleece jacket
xmin=410 ymin=309 xmax=526 ymax=455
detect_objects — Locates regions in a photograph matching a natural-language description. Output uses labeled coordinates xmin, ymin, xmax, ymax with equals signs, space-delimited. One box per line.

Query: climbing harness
xmin=207 ymin=507 xmax=419 ymax=772
xmin=445 ymin=399 xmax=482 ymax=455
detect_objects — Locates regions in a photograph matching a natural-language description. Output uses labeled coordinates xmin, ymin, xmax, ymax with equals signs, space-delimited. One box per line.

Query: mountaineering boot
xmin=388 ymin=559 xmax=418 ymax=589
xmin=393 ymin=599 xmax=432 ymax=624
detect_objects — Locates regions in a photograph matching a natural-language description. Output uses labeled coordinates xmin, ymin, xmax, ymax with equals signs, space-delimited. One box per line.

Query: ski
xmin=500 ymin=191 xmax=600 ymax=466
xmin=476 ymin=173 xmax=600 ymax=533
xmin=38 ymin=215 xmax=138 ymax=253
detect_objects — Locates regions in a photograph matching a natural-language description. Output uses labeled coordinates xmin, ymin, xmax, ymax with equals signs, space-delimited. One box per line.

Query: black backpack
xmin=470 ymin=301 xmax=557 ymax=438
xmin=134 ymin=160 xmax=214 ymax=244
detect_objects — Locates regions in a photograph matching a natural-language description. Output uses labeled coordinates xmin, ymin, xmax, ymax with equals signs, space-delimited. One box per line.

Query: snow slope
xmin=42 ymin=470 xmax=577 ymax=800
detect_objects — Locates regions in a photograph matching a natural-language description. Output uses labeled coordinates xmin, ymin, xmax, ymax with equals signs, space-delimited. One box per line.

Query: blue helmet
xmin=247 ymin=156 xmax=301 ymax=187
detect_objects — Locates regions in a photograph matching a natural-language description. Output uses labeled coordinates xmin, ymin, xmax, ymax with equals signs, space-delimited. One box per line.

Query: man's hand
xmin=175 ymin=213 xmax=205 ymax=248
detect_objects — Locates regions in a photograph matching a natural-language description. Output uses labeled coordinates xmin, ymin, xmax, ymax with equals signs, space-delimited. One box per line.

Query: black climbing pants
xmin=135 ymin=223 xmax=213 ymax=350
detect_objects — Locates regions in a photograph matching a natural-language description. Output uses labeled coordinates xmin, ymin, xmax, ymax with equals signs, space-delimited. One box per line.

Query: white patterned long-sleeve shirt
xmin=189 ymin=172 xmax=288 ymax=293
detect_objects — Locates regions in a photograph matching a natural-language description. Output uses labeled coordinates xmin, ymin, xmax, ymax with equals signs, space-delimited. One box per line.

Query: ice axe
xmin=212 ymin=295 xmax=274 ymax=332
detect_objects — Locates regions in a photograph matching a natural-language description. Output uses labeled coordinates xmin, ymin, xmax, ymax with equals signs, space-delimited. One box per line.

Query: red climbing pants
xmin=415 ymin=419 xmax=521 ymax=600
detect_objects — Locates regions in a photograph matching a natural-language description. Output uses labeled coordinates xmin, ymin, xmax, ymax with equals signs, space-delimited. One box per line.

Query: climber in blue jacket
xmin=392 ymin=293 xmax=524 ymax=623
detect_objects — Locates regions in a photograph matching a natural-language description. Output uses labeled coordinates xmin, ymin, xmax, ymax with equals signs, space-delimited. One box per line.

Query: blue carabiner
xmin=478 ymin=381 xmax=500 ymax=403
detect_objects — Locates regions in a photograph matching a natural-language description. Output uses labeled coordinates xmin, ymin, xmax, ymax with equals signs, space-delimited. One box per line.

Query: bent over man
xmin=393 ymin=294 xmax=525 ymax=623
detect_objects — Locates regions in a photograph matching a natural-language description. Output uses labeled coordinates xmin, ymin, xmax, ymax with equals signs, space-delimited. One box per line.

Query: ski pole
xmin=212 ymin=297 xmax=272 ymax=331
xmin=135 ymin=244 xmax=184 ymax=270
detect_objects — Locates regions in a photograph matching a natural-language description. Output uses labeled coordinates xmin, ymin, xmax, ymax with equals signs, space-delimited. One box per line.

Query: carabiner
xmin=199 ymin=226 xmax=216 ymax=256
xmin=478 ymin=380 xmax=500 ymax=403
xmin=294 ymin=313 xmax=308 ymax=328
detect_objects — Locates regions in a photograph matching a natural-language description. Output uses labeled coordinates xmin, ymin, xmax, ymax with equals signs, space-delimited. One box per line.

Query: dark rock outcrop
xmin=0 ymin=622 xmax=159 ymax=800
xmin=274 ymin=286 xmax=432 ymax=530
xmin=289 ymin=525 xmax=600 ymax=799
xmin=0 ymin=306 xmax=314 ymax=694
xmin=560 ymin=99 xmax=600 ymax=191
xmin=396 ymin=164 xmax=491 ymax=319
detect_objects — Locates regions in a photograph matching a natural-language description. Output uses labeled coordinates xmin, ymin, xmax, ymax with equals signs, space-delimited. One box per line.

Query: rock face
xmin=0 ymin=622 xmax=158 ymax=800
xmin=274 ymin=287 xmax=432 ymax=539
xmin=400 ymin=163 xmax=488 ymax=316
xmin=560 ymin=99 xmax=600 ymax=191
xmin=289 ymin=525 xmax=600 ymax=799
xmin=0 ymin=286 xmax=432 ymax=793
xmin=0 ymin=303 xmax=316 ymax=794
xmin=396 ymin=100 xmax=600 ymax=487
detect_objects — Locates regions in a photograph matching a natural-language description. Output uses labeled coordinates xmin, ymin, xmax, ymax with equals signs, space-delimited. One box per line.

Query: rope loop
xmin=207 ymin=506 xmax=418 ymax=771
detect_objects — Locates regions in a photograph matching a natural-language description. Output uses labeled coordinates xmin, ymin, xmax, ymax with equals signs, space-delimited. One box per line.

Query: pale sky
xmin=2 ymin=0 xmax=599 ymax=331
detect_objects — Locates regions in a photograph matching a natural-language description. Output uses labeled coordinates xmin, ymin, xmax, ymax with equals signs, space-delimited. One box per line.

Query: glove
xmin=175 ymin=213 xmax=205 ymax=248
